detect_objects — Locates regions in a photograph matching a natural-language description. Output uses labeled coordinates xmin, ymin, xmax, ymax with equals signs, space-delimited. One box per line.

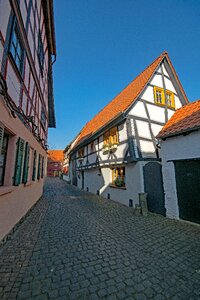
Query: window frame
xmin=9 ymin=19 xmax=25 ymax=77
xmin=111 ymin=166 xmax=126 ymax=188
xmin=154 ymin=86 xmax=175 ymax=109
xmin=166 ymin=90 xmax=175 ymax=109
xmin=0 ymin=127 xmax=9 ymax=187
xmin=154 ymin=87 xmax=165 ymax=106
xmin=103 ymin=126 xmax=119 ymax=147
xmin=37 ymin=30 xmax=45 ymax=76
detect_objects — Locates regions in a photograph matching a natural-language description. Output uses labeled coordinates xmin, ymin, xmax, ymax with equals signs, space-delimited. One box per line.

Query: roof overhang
xmin=159 ymin=126 xmax=200 ymax=140
xmin=42 ymin=0 xmax=56 ymax=55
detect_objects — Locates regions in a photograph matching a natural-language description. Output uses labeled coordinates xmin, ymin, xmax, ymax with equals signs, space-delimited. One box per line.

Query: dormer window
xmin=9 ymin=21 xmax=24 ymax=76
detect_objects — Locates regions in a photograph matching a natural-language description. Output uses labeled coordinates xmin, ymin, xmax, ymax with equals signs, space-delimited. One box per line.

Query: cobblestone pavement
xmin=0 ymin=178 xmax=200 ymax=300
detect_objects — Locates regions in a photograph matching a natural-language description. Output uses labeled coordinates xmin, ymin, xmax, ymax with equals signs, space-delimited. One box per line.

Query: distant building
xmin=157 ymin=100 xmax=200 ymax=224
xmin=66 ymin=52 xmax=188 ymax=212
xmin=0 ymin=0 xmax=56 ymax=240
xmin=47 ymin=150 xmax=64 ymax=177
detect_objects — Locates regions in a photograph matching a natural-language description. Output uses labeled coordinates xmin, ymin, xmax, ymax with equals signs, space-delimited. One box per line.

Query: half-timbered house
xmin=0 ymin=0 xmax=56 ymax=240
xmin=68 ymin=52 xmax=188 ymax=212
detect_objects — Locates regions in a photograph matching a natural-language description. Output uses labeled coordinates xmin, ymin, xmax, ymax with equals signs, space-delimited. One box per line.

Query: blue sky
xmin=48 ymin=0 xmax=200 ymax=149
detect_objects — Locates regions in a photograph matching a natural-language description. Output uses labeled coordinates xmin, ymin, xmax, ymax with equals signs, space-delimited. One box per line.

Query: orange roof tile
xmin=157 ymin=100 xmax=200 ymax=139
xmin=47 ymin=150 xmax=64 ymax=162
xmin=74 ymin=51 xmax=186 ymax=148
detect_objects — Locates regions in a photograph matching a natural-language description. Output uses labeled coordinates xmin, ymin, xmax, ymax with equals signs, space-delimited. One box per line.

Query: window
xmin=112 ymin=167 xmax=125 ymax=188
xmin=37 ymin=154 xmax=41 ymax=180
xmin=78 ymin=148 xmax=84 ymax=158
xmin=0 ymin=126 xmax=9 ymax=186
xmin=22 ymin=142 xmax=30 ymax=184
xmin=32 ymin=150 xmax=37 ymax=181
xmin=37 ymin=31 xmax=44 ymax=74
xmin=13 ymin=138 xmax=25 ymax=186
xmin=166 ymin=90 xmax=175 ymax=108
xmin=154 ymin=87 xmax=175 ymax=109
xmin=10 ymin=21 xmax=24 ymax=75
xmin=90 ymin=142 xmax=94 ymax=153
xmin=154 ymin=87 xmax=165 ymax=105
xmin=41 ymin=106 xmax=46 ymax=129
xmin=103 ymin=127 xmax=118 ymax=147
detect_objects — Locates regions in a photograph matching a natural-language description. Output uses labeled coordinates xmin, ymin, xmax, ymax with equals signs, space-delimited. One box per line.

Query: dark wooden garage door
xmin=175 ymin=160 xmax=200 ymax=224
xmin=143 ymin=162 xmax=165 ymax=216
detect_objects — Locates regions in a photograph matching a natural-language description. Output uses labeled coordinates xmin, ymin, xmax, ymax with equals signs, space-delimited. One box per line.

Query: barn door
xmin=175 ymin=160 xmax=200 ymax=224
xmin=143 ymin=162 xmax=165 ymax=216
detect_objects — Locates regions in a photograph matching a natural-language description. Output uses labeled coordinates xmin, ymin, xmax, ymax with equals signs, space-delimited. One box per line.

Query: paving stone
xmin=0 ymin=177 xmax=199 ymax=299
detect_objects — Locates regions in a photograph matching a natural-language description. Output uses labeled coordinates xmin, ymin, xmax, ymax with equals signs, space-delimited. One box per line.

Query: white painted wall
xmin=81 ymin=162 xmax=144 ymax=207
xmin=160 ymin=130 xmax=200 ymax=219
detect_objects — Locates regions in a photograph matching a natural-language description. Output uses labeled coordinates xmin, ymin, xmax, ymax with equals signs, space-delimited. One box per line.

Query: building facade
xmin=67 ymin=52 xmax=188 ymax=212
xmin=47 ymin=150 xmax=63 ymax=177
xmin=0 ymin=0 xmax=56 ymax=240
xmin=158 ymin=100 xmax=200 ymax=224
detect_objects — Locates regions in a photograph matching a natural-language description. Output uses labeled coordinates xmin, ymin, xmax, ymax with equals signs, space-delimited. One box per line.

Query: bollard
xmin=139 ymin=193 xmax=148 ymax=216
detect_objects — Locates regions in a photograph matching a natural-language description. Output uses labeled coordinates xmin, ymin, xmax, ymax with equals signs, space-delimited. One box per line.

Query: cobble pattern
xmin=0 ymin=177 xmax=200 ymax=299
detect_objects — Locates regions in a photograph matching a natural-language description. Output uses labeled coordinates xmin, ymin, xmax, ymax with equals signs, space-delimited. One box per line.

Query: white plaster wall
xmin=164 ymin=77 xmax=176 ymax=93
xmin=140 ymin=140 xmax=156 ymax=158
xmin=162 ymin=64 xmax=168 ymax=76
xmin=161 ymin=131 xmax=200 ymax=219
xmin=83 ymin=163 xmax=144 ymax=207
xmin=174 ymin=95 xmax=182 ymax=109
xmin=0 ymin=1 xmax=11 ymax=38
xmin=168 ymin=109 xmax=175 ymax=119
xmin=147 ymin=104 xmax=165 ymax=123
xmin=118 ymin=122 xmax=127 ymax=142
xmin=20 ymin=0 xmax=27 ymax=26
xmin=142 ymin=86 xmax=154 ymax=103
xmin=128 ymin=101 xmax=147 ymax=118
xmin=150 ymin=73 xmax=163 ymax=88
xmin=0 ymin=43 xmax=3 ymax=66
xmin=6 ymin=62 xmax=21 ymax=106
xmin=136 ymin=120 xmax=151 ymax=139
xmin=151 ymin=123 xmax=163 ymax=137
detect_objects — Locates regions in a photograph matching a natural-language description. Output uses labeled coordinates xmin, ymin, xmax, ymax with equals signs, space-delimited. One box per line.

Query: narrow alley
xmin=0 ymin=177 xmax=200 ymax=300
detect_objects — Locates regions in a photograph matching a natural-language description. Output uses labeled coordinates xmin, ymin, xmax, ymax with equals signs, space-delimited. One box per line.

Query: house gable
xmin=124 ymin=57 xmax=188 ymax=159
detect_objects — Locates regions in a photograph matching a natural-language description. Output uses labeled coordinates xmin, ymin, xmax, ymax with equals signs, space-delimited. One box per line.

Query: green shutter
xmin=32 ymin=150 xmax=37 ymax=181
xmin=13 ymin=138 xmax=25 ymax=186
xmin=22 ymin=142 xmax=30 ymax=184
xmin=41 ymin=156 xmax=44 ymax=178
xmin=37 ymin=154 xmax=41 ymax=180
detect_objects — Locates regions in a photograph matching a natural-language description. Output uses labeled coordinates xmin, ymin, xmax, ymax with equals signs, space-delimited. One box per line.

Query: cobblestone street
xmin=0 ymin=177 xmax=200 ymax=299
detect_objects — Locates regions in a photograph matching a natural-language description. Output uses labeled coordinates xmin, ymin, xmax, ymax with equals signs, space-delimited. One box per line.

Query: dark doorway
xmin=81 ymin=171 xmax=84 ymax=190
xmin=143 ymin=162 xmax=165 ymax=216
xmin=175 ymin=160 xmax=200 ymax=224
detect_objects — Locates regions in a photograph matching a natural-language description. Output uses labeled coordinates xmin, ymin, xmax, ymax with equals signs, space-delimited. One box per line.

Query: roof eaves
xmin=158 ymin=125 xmax=200 ymax=140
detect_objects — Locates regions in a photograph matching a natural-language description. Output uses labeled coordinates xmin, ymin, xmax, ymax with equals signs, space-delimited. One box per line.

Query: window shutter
xmin=13 ymin=138 xmax=25 ymax=186
xmin=22 ymin=142 xmax=30 ymax=184
xmin=0 ymin=124 xmax=5 ymax=155
xmin=32 ymin=150 xmax=37 ymax=181
xmin=41 ymin=156 xmax=44 ymax=178
xmin=37 ymin=154 xmax=41 ymax=180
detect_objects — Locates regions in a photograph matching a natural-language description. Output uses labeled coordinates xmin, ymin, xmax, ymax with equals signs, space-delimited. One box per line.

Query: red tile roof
xmin=157 ymin=100 xmax=200 ymax=139
xmin=47 ymin=150 xmax=64 ymax=162
xmin=74 ymin=51 xmax=187 ymax=148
